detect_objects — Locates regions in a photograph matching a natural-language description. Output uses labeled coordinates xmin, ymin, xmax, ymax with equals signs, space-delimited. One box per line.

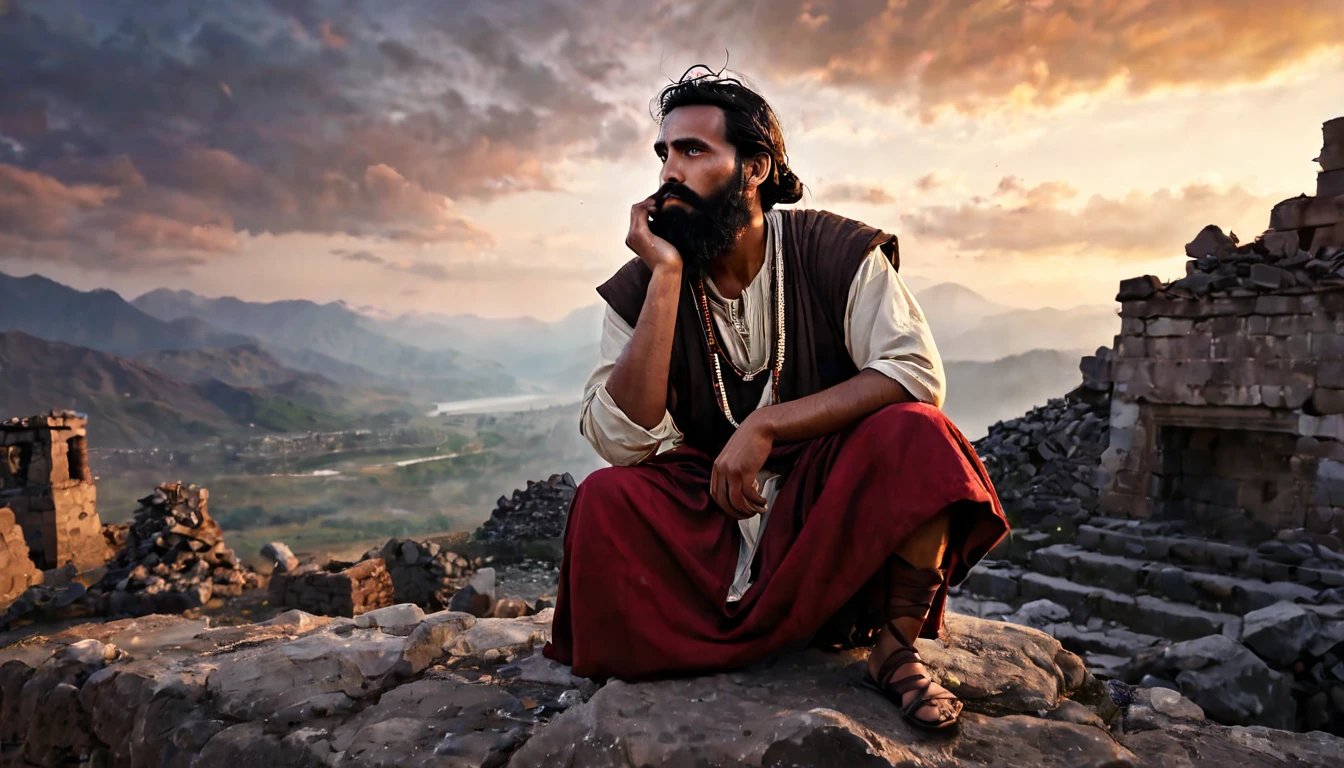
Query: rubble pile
xmin=360 ymin=537 xmax=476 ymax=611
xmin=474 ymin=472 xmax=576 ymax=544
xmin=269 ymin=558 xmax=395 ymax=618
xmin=973 ymin=391 xmax=1112 ymax=527
xmin=92 ymin=483 xmax=263 ymax=617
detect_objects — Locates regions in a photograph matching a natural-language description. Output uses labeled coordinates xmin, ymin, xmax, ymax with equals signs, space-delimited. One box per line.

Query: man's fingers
xmin=727 ymin=475 xmax=757 ymax=519
xmin=744 ymin=481 xmax=768 ymax=507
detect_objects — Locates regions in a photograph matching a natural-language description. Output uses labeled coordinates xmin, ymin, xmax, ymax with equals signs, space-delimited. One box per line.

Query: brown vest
xmin=597 ymin=209 xmax=898 ymax=456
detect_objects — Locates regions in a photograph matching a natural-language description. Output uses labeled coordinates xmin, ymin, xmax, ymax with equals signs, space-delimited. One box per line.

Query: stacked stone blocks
xmin=269 ymin=557 xmax=395 ymax=617
xmin=0 ymin=411 xmax=104 ymax=571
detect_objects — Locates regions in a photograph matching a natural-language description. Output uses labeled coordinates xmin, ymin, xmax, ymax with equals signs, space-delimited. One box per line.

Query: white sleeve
xmin=578 ymin=304 xmax=683 ymax=466
xmin=843 ymin=249 xmax=947 ymax=408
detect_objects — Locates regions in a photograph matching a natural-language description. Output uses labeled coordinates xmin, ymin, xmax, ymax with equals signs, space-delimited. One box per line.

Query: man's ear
xmin=746 ymin=152 xmax=772 ymax=189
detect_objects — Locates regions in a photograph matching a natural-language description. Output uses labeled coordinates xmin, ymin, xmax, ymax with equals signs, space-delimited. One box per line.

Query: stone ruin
xmin=361 ymin=537 xmax=475 ymax=611
xmin=474 ymin=472 xmax=576 ymax=545
xmin=0 ymin=506 xmax=39 ymax=607
xmin=268 ymin=558 xmax=395 ymax=618
xmin=91 ymin=483 xmax=264 ymax=617
xmin=961 ymin=117 xmax=1344 ymax=735
xmin=0 ymin=411 xmax=104 ymax=573
xmin=1099 ymin=115 xmax=1344 ymax=544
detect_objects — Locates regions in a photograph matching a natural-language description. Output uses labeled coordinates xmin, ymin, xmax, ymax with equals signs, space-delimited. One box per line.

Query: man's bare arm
xmin=604 ymin=263 xmax=682 ymax=430
xmin=604 ymin=196 xmax=685 ymax=430
xmin=709 ymin=369 xmax=915 ymax=517
xmin=751 ymin=368 xmax=914 ymax=443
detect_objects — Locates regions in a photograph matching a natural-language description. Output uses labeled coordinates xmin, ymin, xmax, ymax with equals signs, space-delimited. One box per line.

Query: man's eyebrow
xmin=654 ymin=137 xmax=713 ymax=154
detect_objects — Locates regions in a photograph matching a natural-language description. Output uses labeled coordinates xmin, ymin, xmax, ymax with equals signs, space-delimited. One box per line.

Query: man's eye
xmin=686 ymin=148 xmax=703 ymax=156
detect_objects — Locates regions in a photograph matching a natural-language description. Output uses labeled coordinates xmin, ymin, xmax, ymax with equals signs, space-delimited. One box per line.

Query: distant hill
xmin=362 ymin=304 xmax=606 ymax=387
xmin=913 ymin=282 xmax=1011 ymax=343
xmin=0 ymin=332 xmax=412 ymax=448
xmin=0 ymin=272 xmax=252 ymax=355
xmin=134 ymin=344 xmax=334 ymax=389
xmin=911 ymin=282 xmax=1116 ymax=363
xmin=939 ymin=306 xmax=1119 ymax=362
xmin=133 ymin=289 xmax=516 ymax=398
xmin=943 ymin=349 xmax=1088 ymax=439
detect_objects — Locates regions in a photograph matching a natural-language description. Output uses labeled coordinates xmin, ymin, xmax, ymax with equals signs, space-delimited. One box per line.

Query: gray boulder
xmin=1132 ymin=634 xmax=1296 ymax=729
xmin=1241 ymin=601 xmax=1322 ymax=666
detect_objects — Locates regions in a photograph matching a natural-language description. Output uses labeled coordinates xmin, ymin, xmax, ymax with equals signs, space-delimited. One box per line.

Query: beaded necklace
xmin=693 ymin=241 xmax=786 ymax=428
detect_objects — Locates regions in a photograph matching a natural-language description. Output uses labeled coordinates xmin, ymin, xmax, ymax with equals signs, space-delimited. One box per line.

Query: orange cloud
xmin=727 ymin=0 xmax=1344 ymax=117
xmin=902 ymin=175 xmax=1279 ymax=260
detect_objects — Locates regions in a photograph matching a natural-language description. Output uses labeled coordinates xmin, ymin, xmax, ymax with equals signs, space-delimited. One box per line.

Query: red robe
xmin=544 ymin=402 xmax=1008 ymax=680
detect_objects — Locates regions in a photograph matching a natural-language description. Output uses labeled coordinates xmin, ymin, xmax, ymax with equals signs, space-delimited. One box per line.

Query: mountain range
xmin=0 ymin=269 xmax=1116 ymax=445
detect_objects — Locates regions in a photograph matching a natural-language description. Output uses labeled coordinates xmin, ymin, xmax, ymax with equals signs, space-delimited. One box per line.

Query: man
xmin=543 ymin=69 xmax=1008 ymax=732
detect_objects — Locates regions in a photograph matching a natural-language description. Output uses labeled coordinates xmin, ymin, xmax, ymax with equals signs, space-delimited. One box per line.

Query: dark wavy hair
xmin=652 ymin=66 xmax=804 ymax=212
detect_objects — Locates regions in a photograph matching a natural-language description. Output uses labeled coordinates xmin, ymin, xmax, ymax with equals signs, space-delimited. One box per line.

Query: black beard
xmin=648 ymin=167 xmax=752 ymax=273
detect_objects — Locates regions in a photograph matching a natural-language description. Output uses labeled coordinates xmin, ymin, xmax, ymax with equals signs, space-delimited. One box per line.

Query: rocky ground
xmin=4 ymin=605 xmax=1344 ymax=767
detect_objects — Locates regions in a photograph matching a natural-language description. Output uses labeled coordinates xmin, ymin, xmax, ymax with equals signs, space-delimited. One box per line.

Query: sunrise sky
xmin=2 ymin=0 xmax=1342 ymax=321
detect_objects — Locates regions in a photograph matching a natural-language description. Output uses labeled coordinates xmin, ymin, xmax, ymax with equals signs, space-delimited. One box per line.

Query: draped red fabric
xmin=544 ymin=402 xmax=1009 ymax=681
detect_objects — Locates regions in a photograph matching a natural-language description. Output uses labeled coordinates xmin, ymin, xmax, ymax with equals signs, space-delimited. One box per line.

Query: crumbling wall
xmin=0 ymin=506 xmax=39 ymax=608
xmin=269 ymin=558 xmax=395 ymax=617
xmin=1096 ymin=118 xmax=1344 ymax=545
xmin=0 ymin=411 xmax=104 ymax=572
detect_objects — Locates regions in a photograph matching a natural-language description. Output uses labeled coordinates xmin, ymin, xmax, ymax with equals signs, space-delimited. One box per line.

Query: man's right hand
xmin=626 ymin=196 xmax=682 ymax=273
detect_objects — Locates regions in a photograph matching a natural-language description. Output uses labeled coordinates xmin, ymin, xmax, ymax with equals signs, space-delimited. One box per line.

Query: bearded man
xmin=543 ymin=70 xmax=1008 ymax=732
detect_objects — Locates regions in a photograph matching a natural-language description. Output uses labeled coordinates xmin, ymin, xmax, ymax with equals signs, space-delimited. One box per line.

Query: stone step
xmin=1017 ymin=572 xmax=1241 ymax=642
xmin=1073 ymin=525 xmax=1344 ymax=589
xmin=1027 ymin=544 xmax=1324 ymax=615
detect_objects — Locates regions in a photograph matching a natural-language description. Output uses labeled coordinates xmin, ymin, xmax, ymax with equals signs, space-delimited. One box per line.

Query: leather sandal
xmin=859 ymin=556 xmax=962 ymax=731
xmin=861 ymin=621 xmax=963 ymax=731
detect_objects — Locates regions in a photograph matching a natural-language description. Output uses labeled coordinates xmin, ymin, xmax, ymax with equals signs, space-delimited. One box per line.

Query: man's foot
xmin=863 ymin=622 xmax=962 ymax=730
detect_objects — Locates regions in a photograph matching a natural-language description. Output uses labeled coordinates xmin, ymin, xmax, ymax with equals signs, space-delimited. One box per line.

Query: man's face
xmin=648 ymin=105 xmax=753 ymax=272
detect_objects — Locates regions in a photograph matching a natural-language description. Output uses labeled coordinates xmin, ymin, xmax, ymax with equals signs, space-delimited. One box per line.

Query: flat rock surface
xmin=2 ymin=609 xmax=1342 ymax=767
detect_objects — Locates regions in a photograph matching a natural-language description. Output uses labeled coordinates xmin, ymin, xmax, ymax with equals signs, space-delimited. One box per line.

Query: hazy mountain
xmin=0 ymin=332 xmax=415 ymax=448
xmin=134 ymin=344 xmax=334 ymax=389
xmin=914 ymin=282 xmax=1011 ymax=343
xmin=362 ymin=304 xmax=606 ymax=388
xmin=943 ymin=349 xmax=1088 ymax=439
xmin=0 ymin=272 xmax=252 ymax=355
xmin=939 ymin=305 xmax=1119 ymax=362
xmin=132 ymin=289 xmax=516 ymax=399
xmin=0 ymin=331 xmax=240 ymax=447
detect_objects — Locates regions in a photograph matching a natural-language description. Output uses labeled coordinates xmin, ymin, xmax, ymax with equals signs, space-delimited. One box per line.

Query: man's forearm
xmin=749 ymin=368 xmax=914 ymax=443
xmin=605 ymin=265 xmax=682 ymax=430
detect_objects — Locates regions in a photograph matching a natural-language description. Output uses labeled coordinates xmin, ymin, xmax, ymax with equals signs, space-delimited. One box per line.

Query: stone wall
xmin=1097 ymin=118 xmax=1344 ymax=545
xmin=0 ymin=411 xmax=104 ymax=571
xmin=269 ymin=558 xmax=395 ymax=617
xmin=0 ymin=506 xmax=39 ymax=608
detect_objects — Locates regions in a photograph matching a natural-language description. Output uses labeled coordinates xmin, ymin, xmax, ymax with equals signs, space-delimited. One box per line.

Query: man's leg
xmin=864 ymin=510 xmax=962 ymax=726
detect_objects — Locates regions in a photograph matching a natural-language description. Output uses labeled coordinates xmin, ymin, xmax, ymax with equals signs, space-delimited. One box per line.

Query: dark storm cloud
xmin=0 ymin=0 xmax=642 ymax=267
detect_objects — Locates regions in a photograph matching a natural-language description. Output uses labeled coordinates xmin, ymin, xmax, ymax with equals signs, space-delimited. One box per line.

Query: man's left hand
xmin=710 ymin=414 xmax=773 ymax=519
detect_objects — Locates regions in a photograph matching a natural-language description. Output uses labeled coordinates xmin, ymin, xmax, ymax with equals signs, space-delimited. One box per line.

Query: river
xmin=428 ymin=392 xmax=580 ymax=416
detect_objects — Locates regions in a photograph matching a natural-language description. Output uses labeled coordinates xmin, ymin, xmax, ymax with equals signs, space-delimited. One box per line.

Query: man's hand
xmin=626 ymin=196 xmax=682 ymax=273
xmin=710 ymin=414 xmax=773 ymax=520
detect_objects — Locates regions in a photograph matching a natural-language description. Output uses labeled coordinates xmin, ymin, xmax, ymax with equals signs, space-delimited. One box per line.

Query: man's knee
xmin=571 ymin=466 xmax=641 ymax=529
xmin=858 ymin=401 xmax=948 ymax=441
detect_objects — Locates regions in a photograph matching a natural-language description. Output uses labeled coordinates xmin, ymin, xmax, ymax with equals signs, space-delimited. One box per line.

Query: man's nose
xmin=660 ymin=157 xmax=683 ymax=187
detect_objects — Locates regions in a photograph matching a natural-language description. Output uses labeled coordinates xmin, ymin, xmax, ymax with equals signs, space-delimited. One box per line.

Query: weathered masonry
xmin=1097 ymin=117 xmax=1344 ymax=543
xmin=0 ymin=410 xmax=105 ymax=571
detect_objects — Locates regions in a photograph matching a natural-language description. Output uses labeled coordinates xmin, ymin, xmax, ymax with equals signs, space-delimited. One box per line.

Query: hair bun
xmin=772 ymin=164 xmax=804 ymax=206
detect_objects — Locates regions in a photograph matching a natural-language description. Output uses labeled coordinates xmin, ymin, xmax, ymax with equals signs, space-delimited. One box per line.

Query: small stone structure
xmin=93 ymin=483 xmax=263 ymax=617
xmin=1098 ymin=117 xmax=1344 ymax=544
xmin=268 ymin=558 xmax=395 ymax=617
xmin=0 ymin=411 xmax=104 ymax=571
xmin=0 ymin=506 xmax=40 ymax=607
xmin=362 ymin=538 xmax=474 ymax=611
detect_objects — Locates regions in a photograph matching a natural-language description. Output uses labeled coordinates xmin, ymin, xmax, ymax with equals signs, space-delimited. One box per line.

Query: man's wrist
xmin=747 ymin=407 xmax=778 ymax=440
